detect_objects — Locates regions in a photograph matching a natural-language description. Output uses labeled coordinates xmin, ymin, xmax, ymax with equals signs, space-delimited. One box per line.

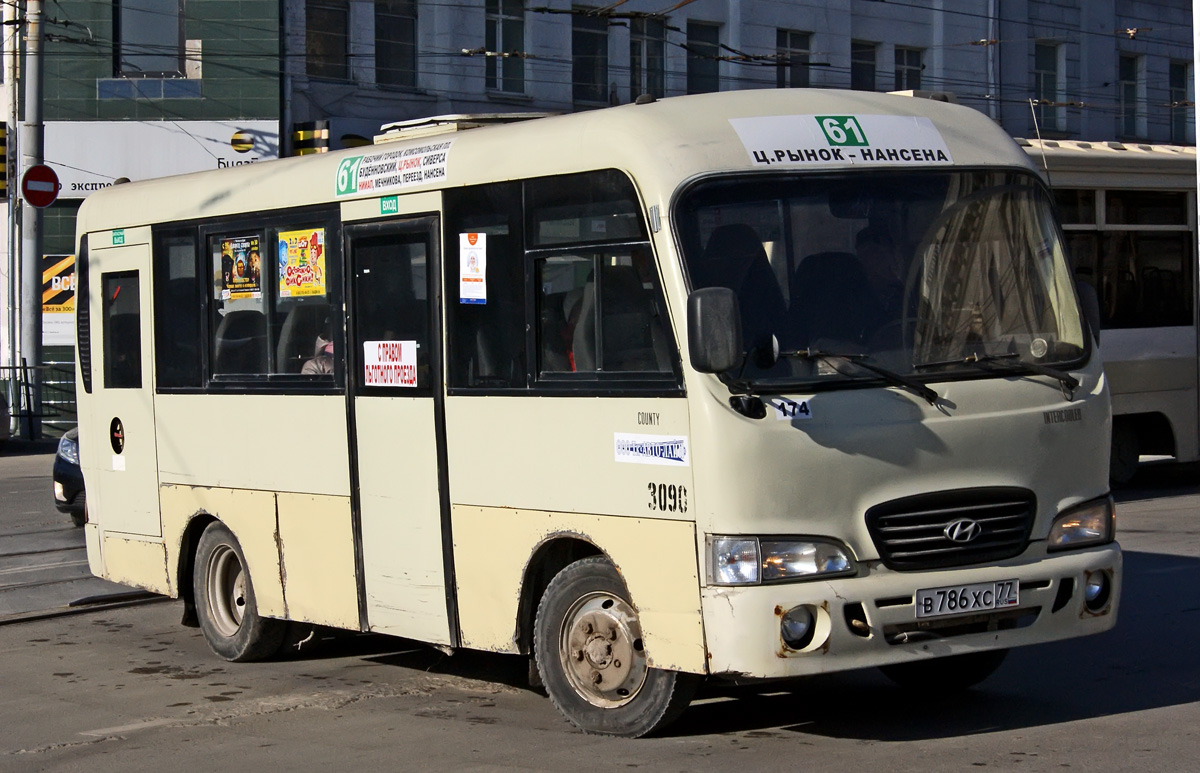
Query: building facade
xmin=2 ymin=0 xmax=281 ymax=419
xmin=289 ymin=0 xmax=1194 ymax=149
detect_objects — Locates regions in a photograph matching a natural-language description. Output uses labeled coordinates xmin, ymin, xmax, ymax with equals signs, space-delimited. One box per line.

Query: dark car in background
xmin=53 ymin=427 xmax=86 ymax=527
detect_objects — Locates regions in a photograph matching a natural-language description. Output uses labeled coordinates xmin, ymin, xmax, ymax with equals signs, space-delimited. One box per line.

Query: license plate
xmin=915 ymin=579 xmax=1019 ymax=619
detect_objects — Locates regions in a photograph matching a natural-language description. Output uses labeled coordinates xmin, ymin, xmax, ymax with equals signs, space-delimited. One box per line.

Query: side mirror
xmin=688 ymin=287 xmax=742 ymax=374
xmin=1075 ymin=280 xmax=1101 ymax=347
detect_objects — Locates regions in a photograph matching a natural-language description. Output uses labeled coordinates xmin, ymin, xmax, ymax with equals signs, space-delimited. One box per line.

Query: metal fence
xmin=2 ymin=361 xmax=77 ymax=439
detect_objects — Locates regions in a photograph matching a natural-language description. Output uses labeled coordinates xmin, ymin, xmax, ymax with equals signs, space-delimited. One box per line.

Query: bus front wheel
xmin=534 ymin=556 xmax=698 ymax=737
xmin=193 ymin=521 xmax=286 ymax=662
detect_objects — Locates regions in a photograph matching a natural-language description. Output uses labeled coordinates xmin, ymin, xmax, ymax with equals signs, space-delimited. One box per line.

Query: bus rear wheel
xmin=194 ymin=521 xmax=286 ymax=662
xmin=534 ymin=556 xmax=698 ymax=737
xmin=879 ymin=649 xmax=1008 ymax=693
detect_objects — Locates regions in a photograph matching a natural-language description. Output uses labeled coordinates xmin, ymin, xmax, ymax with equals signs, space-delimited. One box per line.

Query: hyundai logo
xmin=944 ymin=519 xmax=982 ymax=543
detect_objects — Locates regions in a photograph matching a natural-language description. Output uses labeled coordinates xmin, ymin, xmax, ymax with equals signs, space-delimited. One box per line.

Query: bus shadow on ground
xmin=668 ymin=549 xmax=1198 ymax=740
xmin=324 ymin=550 xmax=1196 ymax=741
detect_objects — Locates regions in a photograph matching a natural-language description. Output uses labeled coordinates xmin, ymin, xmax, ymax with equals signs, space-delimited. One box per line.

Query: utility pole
xmin=4 ymin=0 xmax=20 ymax=438
xmin=19 ymin=0 xmax=43 ymax=440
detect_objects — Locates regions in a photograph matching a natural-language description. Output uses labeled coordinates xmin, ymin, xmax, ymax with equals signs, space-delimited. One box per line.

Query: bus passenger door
xmin=86 ymin=236 xmax=162 ymax=537
xmin=347 ymin=216 xmax=452 ymax=645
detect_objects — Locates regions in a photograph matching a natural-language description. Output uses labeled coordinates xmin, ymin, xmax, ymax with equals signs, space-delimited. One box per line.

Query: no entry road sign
xmin=22 ymin=164 xmax=60 ymax=208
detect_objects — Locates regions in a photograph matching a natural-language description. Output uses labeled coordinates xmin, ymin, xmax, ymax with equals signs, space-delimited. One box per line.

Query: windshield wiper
xmin=781 ymin=348 xmax=940 ymax=406
xmin=914 ymin=352 xmax=1079 ymax=400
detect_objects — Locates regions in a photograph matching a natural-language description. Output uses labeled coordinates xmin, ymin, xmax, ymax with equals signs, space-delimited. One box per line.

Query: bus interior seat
xmin=213 ymin=310 xmax=267 ymax=374
xmin=161 ymin=279 xmax=200 ymax=370
xmin=538 ymin=293 xmax=571 ymax=372
xmin=572 ymin=265 xmax=669 ymax=372
xmin=106 ymin=313 xmax=142 ymax=385
xmin=792 ymin=251 xmax=874 ymax=347
xmin=699 ymin=224 xmax=788 ymax=349
xmin=466 ymin=300 xmax=524 ymax=386
xmin=276 ymin=302 xmax=331 ymax=373
xmin=537 ymin=287 xmax=588 ymax=373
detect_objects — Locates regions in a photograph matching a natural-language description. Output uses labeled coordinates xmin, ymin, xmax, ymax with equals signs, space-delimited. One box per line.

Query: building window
xmin=307 ymin=0 xmax=350 ymax=81
xmin=850 ymin=41 xmax=876 ymax=91
xmin=1118 ymin=54 xmax=1146 ymax=138
xmin=572 ymin=8 xmax=608 ymax=104
xmin=894 ymin=46 xmax=922 ymax=91
xmin=376 ymin=0 xmax=417 ymax=88
xmin=686 ymin=21 xmax=720 ymax=94
xmin=1033 ymin=42 xmax=1063 ymax=132
xmin=1170 ymin=60 xmax=1194 ymax=145
xmin=776 ymin=29 xmax=811 ymax=89
xmin=486 ymin=0 xmax=525 ymax=93
xmin=630 ymin=17 xmax=665 ymax=101
xmin=115 ymin=0 xmax=184 ymax=77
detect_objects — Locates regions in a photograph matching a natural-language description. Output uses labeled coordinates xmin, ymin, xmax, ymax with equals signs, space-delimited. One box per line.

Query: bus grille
xmin=865 ymin=488 xmax=1036 ymax=571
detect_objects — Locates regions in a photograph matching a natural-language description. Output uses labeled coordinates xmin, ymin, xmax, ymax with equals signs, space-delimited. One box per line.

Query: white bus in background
xmin=1022 ymin=140 xmax=1197 ymax=483
xmin=74 ymin=90 xmax=1121 ymax=737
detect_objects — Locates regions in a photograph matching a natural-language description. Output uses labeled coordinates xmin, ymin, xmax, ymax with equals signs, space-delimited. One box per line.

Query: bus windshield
xmin=677 ymin=170 xmax=1087 ymax=387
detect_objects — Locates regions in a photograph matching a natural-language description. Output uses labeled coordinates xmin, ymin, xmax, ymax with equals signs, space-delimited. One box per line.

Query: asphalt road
xmin=0 ymin=441 xmax=134 ymax=621
xmin=1 ymin=446 xmax=1198 ymax=771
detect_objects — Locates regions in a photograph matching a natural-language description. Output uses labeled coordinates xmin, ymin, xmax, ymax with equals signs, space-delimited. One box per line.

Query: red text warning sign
xmin=363 ymin=340 xmax=418 ymax=387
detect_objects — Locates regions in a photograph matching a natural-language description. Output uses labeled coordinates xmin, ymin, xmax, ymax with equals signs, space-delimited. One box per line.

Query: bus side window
xmin=444 ymin=182 xmax=526 ymax=390
xmin=154 ymin=229 xmax=203 ymax=389
xmin=204 ymin=223 xmax=341 ymax=382
xmin=538 ymin=249 xmax=672 ymax=374
xmin=527 ymin=171 xmax=675 ymax=379
xmin=102 ymin=271 xmax=142 ymax=389
xmin=353 ymin=235 xmax=430 ymax=389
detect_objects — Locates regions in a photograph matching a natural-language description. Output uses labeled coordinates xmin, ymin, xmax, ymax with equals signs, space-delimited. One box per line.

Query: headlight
xmin=709 ymin=536 xmax=856 ymax=585
xmin=57 ymin=434 xmax=80 ymax=466
xmin=1047 ymin=496 xmax=1115 ymax=551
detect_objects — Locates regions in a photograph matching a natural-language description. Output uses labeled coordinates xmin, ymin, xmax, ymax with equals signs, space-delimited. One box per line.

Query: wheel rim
xmin=558 ymin=591 xmax=648 ymax=708
xmin=205 ymin=543 xmax=247 ymax=638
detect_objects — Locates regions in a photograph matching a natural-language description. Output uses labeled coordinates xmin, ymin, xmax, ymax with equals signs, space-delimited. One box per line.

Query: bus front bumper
xmin=700 ymin=543 xmax=1120 ymax=679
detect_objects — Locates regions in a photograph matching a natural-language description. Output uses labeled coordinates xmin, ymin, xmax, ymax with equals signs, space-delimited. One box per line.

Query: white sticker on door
xmin=363 ymin=340 xmax=419 ymax=387
xmin=614 ymin=433 xmax=690 ymax=467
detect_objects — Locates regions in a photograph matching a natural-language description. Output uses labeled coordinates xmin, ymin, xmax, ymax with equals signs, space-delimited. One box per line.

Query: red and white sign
xmin=363 ymin=340 xmax=418 ymax=387
xmin=22 ymin=164 xmax=61 ymax=208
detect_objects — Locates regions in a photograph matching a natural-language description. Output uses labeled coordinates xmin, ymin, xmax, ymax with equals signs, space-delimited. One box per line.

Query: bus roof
xmin=1018 ymin=138 xmax=1196 ymax=188
xmin=77 ymin=89 xmax=1037 ymax=234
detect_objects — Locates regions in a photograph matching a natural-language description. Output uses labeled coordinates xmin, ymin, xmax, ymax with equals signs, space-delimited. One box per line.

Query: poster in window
xmin=459 ymin=232 xmax=487 ymax=304
xmin=219 ymin=235 xmax=262 ymax=300
xmin=278 ymin=228 xmax=327 ymax=298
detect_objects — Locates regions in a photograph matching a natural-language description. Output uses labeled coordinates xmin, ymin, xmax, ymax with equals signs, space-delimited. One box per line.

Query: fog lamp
xmin=1083 ymin=571 xmax=1111 ymax=612
xmin=780 ymin=605 xmax=816 ymax=650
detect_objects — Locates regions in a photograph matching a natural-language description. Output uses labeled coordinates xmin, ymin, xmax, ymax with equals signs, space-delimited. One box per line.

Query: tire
xmin=879 ymin=649 xmax=1008 ymax=693
xmin=70 ymin=497 xmax=87 ymax=528
xmin=193 ymin=521 xmax=286 ymax=662
xmin=1109 ymin=419 xmax=1139 ymax=485
xmin=534 ymin=556 xmax=698 ymax=737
